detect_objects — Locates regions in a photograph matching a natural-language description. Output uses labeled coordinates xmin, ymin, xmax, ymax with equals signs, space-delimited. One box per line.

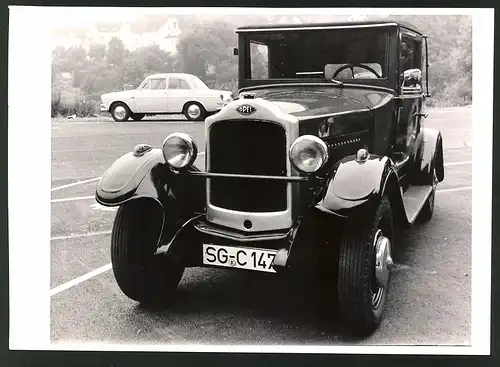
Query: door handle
xmin=414 ymin=112 xmax=428 ymax=118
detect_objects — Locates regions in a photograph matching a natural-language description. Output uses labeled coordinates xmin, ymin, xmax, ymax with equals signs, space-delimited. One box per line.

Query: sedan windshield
xmin=246 ymin=27 xmax=389 ymax=81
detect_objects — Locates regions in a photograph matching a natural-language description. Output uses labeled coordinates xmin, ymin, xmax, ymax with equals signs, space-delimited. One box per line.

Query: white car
xmin=100 ymin=73 xmax=233 ymax=122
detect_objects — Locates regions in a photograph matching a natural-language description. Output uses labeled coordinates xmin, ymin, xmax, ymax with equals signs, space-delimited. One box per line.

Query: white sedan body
xmin=100 ymin=73 xmax=232 ymax=116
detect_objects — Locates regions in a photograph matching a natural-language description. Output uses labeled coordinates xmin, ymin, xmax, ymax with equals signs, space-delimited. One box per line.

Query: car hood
xmin=101 ymin=90 xmax=138 ymax=99
xmin=245 ymin=85 xmax=394 ymax=119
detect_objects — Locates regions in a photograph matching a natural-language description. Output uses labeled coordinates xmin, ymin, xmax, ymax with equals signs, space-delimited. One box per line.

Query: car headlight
xmin=289 ymin=135 xmax=329 ymax=174
xmin=162 ymin=133 xmax=198 ymax=169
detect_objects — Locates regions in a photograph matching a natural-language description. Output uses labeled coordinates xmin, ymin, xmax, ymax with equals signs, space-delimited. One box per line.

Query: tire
xmin=110 ymin=102 xmax=131 ymax=122
xmin=131 ymin=113 xmax=145 ymax=121
xmin=337 ymin=196 xmax=395 ymax=337
xmin=417 ymin=165 xmax=438 ymax=223
xmin=111 ymin=199 xmax=185 ymax=304
xmin=183 ymin=102 xmax=206 ymax=121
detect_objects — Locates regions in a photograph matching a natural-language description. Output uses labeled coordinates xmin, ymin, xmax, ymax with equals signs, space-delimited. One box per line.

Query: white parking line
xmin=51 ymin=195 xmax=95 ymax=203
xmin=50 ymin=153 xmax=205 ymax=193
xmin=50 ymin=183 xmax=473 ymax=296
xmin=437 ymin=186 xmax=472 ymax=193
xmin=444 ymin=161 xmax=472 ymax=167
xmin=51 ymin=177 xmax=101 ymax=192
xmin=51 ymin=231 xmax=112 ymax=241
xmin=50 ymin=263 xmax=113 ymax=297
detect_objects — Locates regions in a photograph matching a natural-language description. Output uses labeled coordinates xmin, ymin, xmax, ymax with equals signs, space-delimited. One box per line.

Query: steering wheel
xmin=332 ymin=63 xmax=382 ymax=79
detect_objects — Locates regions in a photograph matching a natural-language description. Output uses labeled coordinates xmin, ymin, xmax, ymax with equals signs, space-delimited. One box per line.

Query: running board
xmin=402 ymin=185 xmax=433 ymax=224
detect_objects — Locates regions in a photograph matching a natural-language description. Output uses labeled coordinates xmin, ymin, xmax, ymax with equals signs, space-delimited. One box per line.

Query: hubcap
xmin=114 ymin=105 xmax=126 ymax=120
xmin=187 ymin=104 xmax=201 ymax=119
xmin=372 ymin=229 xmax=394 ymax=309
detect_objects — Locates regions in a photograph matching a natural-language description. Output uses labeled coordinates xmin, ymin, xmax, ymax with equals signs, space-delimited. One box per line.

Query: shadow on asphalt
xmin=133 ymin=268 xmax=347 ymax=339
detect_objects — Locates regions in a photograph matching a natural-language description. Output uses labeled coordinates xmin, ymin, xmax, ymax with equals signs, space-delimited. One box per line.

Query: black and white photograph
xmin=7 ymin=6 xmax=494 ymax=355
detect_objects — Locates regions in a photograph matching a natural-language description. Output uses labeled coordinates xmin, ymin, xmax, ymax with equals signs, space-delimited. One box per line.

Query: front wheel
xmin=111 ymin=199 xmax=185 ymax=304
xmin=110 ymin=102 xmax=131 ymax=122
xmin=337 ymin=196 xmax=395 ymax=337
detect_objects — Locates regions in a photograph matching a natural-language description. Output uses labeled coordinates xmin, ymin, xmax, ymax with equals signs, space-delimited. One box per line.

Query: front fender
xmin=96 ymin=148 xmax=206 ymax=216
xmin=316 ymin=155 xmax=402 ymax=221
xmin=95 ymin=148 xmax=165 ymax=206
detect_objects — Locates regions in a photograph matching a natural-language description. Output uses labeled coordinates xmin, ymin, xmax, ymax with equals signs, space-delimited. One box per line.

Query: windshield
xmin=189 ymin=76 xmax=209 ymax=90
xmin=245 ymin=28 xmax=389 ymax=81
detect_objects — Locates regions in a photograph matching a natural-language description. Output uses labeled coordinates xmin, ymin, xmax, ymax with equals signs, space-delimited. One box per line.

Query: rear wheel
xmin=131 ymin=113 xmax=145 ymax=121
xmin=110 ymin=102 xmax=131 ymax=122
xmin=417 ymin=165 xmax=438 ymax=223
xmin=183 ymin=102 xmax=206 ymax=121
xmin=337 ymin=196 xmax=395 ymax=336
xmin=111 ymin=199 xmax=185 ymax=304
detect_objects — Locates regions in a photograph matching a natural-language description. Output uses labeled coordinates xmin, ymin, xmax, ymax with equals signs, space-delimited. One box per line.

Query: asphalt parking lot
xmin=50 ymin=107 xmax=473 ymax=346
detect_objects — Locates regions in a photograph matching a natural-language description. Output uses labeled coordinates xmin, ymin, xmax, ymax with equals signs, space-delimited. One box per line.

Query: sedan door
xmin=133 ymin=77 xmax=168 ymax=113
xmin=166 ymin=76 xmax=193 ymax=113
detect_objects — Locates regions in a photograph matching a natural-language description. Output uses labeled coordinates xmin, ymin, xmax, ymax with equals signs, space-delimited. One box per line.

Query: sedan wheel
xmin=183 ymin=102 xmax=206 ymax=121
xmin=111 ymin=102 xmax=131 ymax=122
xmin=131 ymin=113 xmax=146 ymax=121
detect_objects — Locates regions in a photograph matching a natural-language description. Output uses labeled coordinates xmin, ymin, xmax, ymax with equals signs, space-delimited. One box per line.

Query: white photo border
xmin=7 ymin=6 xmax=494 ymax=355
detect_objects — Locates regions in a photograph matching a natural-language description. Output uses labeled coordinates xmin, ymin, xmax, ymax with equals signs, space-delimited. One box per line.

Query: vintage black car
xmin=96 ymin=20 xmax=444 ymax=337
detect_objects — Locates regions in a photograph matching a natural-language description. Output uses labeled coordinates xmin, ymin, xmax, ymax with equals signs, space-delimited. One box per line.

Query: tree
xmin=88 ymin=44 xmax=106 ymax=65
xmin=107 ymin=37 xmax=126 ymax=67
xmin=177 ymin=19 xmax=239 ymax=92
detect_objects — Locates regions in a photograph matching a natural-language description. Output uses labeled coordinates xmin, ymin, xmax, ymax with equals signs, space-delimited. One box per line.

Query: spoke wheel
xmin=337 ymin=196 xmax=395 ymax=337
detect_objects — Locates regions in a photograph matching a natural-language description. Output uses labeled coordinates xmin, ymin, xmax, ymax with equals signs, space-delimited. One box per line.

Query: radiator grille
xmin=209 ymin=120 xmax=288 ymax=212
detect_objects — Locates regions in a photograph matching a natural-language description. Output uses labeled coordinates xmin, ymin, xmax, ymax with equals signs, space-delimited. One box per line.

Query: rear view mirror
xmin=403 ymin=68 xmax=422 ymax=85
xmin=233 ymin=47 xmax=239 ymax=56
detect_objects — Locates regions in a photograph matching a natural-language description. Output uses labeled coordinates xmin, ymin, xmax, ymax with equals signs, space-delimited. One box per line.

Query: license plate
xmin=202 ymin=244 xmax=277 ymax=273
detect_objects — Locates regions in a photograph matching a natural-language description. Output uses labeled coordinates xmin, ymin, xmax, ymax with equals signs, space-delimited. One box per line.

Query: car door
xmin=396 ymin=31 xmax=425 ymax=158
xmin=133 ymin=77 xmax=168 ymax=113
xmin=166 ymin=76 xmax=193 ymax=113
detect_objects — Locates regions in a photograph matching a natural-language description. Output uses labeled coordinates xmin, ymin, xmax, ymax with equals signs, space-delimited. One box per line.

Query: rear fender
xmin=411 ymin=127 xmax=445 ymax=184
xmin=316 ymin=155 xmax=407 ymax=225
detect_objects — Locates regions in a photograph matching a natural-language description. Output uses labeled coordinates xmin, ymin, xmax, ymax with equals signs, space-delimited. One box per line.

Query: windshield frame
xmin=237 ymin=25 xmax=398 ymax=91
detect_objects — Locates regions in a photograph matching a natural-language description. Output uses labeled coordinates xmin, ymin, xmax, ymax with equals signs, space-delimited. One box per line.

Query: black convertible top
xmin=236 ymin=19 xmax=422 ymax=35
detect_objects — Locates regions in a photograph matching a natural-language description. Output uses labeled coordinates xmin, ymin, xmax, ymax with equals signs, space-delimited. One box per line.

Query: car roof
xmin=236 ymin=19 xmax=422 ymax=35
xmin=146 ymin=73 xmax=198 ymax=79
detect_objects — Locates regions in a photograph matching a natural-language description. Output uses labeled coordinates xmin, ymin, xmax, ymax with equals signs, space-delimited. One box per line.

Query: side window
xmin=150 ymin=78 xmax=166 ymax=90
xmin=400 ymin=35 xmax=422 ymax=72
xmin=168 ymin=78 xmax=180 ymax=89
xmin=179 ymin=79 xmax=191 ymax=89
xmin=250 ymin=42 xmax=269 ymax=79
xmin=140 ymin=79 xmax=150 ymax=89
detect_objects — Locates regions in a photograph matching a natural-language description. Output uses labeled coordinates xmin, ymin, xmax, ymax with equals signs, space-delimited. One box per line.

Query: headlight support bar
xmin=188 ymin=171 xmax=311 ymax=182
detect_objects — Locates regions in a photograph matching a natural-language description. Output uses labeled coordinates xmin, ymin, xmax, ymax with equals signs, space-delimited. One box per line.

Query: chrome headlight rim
xmin=162 ymin=132 xmax=198 ymax=170
xmin=289 ymin=135 xmax=329 ymax=174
